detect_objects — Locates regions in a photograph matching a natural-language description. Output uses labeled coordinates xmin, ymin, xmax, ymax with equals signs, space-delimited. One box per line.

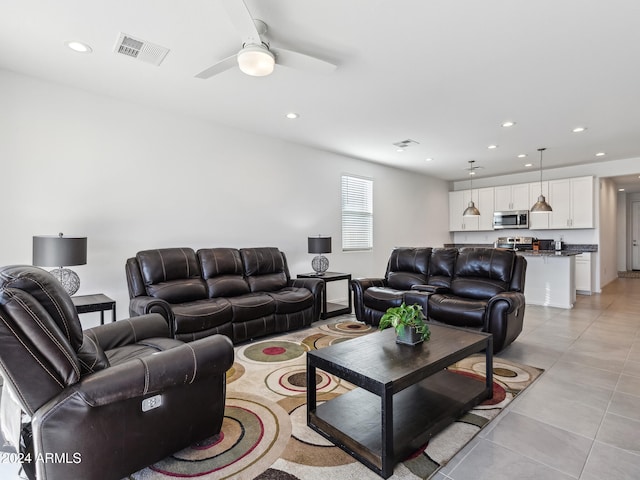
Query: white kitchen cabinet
xmin=449 ymin=190 xmax=478 ymax=231
xmin=522 ymin=253 xmax=576 ymax=309
xmin=449 ymin=189 xmax=493 ymax=231
xmin=548 ymin=176 xmax=594 ymax=229
xmin=528 ymin=181 xmax=550 ymax=230
xmin=575 ymin=252 xmax=592 ymax=294
xmin=477 ymin=187 xmax=495 ymax=231
xmin=494 ymin=183 xmax=530 ymax=211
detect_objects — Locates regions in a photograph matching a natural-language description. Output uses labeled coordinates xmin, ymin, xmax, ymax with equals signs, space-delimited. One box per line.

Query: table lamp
xmin=308 ymin=236 xmax=331 ymax=276
xmin=33 ymin=233 xmax=87 ymax=296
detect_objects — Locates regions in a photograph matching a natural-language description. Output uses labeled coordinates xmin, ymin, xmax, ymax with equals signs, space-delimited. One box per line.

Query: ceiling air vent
xmin=393 ymin=139 xmax=420 ymax=149
xmin=113 ymin=33 xmax=170 ymax=66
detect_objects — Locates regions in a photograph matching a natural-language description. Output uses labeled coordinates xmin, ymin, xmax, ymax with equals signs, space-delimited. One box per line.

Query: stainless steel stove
xmin=494 ymin=236 xmax=534 ymax=250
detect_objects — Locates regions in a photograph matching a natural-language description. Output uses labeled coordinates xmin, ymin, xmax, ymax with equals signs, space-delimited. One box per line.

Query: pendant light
xmin=463 ymin=160 xmax=481 ymax=216
xmin=530 ymin=147 xmax=553 ymax=212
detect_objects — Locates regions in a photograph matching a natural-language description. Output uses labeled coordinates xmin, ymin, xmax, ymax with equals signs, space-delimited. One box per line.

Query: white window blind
xmin=341 ymin=175 xmax=373 ymax=251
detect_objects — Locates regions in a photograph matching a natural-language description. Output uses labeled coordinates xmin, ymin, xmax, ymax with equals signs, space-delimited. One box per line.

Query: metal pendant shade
xmin=462 ymin=160 xmax=480 ymax=216
xmin=530 ymin=148 xmax=553 ymax=212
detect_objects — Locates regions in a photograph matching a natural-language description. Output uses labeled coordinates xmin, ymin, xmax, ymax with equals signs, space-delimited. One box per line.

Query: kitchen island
xmin=517 ymin=251 xmax=579 ymax=309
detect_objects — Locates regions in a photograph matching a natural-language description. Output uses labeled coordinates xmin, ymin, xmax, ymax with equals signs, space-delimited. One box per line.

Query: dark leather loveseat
xmin=351 ymin=247 xmax=527 ymax=352
xmin=126 ymin=247 xmax=323 ymax=343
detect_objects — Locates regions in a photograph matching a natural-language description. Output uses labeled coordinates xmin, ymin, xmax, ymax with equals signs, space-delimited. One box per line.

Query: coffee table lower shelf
xmin=308 ymin=369 xmax=488 ymax=477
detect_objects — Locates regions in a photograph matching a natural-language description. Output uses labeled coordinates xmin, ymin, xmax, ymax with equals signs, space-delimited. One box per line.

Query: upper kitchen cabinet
xmin=449 ymin=190 xmax=479 ymax=231
xmin=449 ymin=188 xmax=494 ymax=231
xmin=528 ymin=181 xmax=550 ymax=230
xmin=494 ymin=183 xmax=530 ymax=211
xmin=477 ymin=187 xmax=495 ymax=231
xmin=548 ymin=176 xmax=594 ymax=229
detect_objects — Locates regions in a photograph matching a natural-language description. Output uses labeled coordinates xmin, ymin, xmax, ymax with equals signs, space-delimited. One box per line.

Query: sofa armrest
xmin=129 ymin=296 xmax=174 ymax=333
xmin=351 ymin=277 xmax=387 ymax=322
xmin=411 ymin=284 xmax=450 ymax=294
xmin=351 ymin=277 xmax=387 ymax=292
xmin=83 ymin=313 xmax=170 ymax=351
xmin=487 ymin=291 xmax=525 ymax=314
xmin=289 ymin=277 xmax=324 ymax=320
xmin=70 ymin=335 xmax=234 ymax=407
xmin=485 ymin=291 xmax=526 ymax=352
xmin=290 ymin=277 xmax=324 ymax=295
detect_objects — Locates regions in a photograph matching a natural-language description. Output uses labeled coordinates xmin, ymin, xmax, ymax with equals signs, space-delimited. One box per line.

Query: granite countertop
xmin=516 ymin=250 xmax=580 ymax=257
xmin=445 ymin=243 xmax=598 ymax=253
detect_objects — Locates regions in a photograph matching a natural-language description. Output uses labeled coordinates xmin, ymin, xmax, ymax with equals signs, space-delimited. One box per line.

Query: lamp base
xmin=311 ymin=255 xmax=329 ymax=276
xmin=49 ymin=267 xmax=81 ymax=296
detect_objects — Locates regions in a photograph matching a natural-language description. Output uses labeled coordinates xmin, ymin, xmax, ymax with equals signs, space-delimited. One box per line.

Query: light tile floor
xmin=435 ymin=278 xmax=640 ymax=480
xmin=2 ymin=278 xmax=639 ymax=479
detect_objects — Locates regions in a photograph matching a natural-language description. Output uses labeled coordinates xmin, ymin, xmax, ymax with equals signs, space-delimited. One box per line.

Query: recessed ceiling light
xmin=285 ymin=112 xmax=299 ymax=119
xmin=517 ymin=154 xmax=527 ymax=158
xmin=425 ymin=158 xmax=433 ymax=162
xmin=572 ymin=126 xmax=587 ymax=133
xmin=488 ymin=144 xmax=498 ymax=149
xmin=595 ymin=152 xmax=605 ymax=157
xmin=501 ymin=121 xmax=516 ymax=128
xmin=524 ymin=163 xmax=533 ymax=167
xmin=65 ymin=41 xmax=92 ymax=53
xmin=396 ymin=148 xmax=405 ymax=153
xmin=619 ymin=188 xmax=625 ymax=192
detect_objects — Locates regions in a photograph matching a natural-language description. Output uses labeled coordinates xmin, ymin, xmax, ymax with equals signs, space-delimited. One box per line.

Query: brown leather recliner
xmin=0 ymin=265 xmax=234 ymax=480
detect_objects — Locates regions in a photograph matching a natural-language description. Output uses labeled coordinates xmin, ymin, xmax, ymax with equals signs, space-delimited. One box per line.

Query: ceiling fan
xmin=195 ymin=0 xmax=337 ymax=79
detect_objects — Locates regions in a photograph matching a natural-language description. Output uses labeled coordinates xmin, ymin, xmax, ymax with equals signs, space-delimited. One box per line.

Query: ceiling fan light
xmin=237 ymin=44 xmax=275 ymax=76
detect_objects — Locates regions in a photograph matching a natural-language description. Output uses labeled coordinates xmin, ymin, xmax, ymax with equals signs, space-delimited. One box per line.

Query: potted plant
xmin=378 ymin=302 xmax=430 ymax=345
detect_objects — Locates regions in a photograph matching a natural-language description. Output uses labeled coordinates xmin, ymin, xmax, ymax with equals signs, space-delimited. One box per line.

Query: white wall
xmin=0 ymin=69 xmax=450 ymax=322
xmin=599 ymin=178 xmax=618 ymax=288
xmin=617 ymin=192 xmax=628 ymax=271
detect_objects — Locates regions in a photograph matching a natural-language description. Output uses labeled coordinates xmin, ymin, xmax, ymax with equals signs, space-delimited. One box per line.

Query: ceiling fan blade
xmin=194 ymin=54 xmax=237 ymax=79
xmin=221 ymin=0 xmax=262 ymax=45
xmin=274 ymin=48 xmax=337 ymax=74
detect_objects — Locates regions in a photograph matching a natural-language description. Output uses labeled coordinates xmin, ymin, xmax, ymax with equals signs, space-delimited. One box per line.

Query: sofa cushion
xmin=386 ymin=248 xmax=431 ymax=290
xmin=267 ymin=287 xmax=314 ymax=314
xmin=172 ymin=298 xmax=233 ymax=335
xmin=450 ymin=248 xmax=514 ymax=300
xmin=363 ymin=287 xmax=405 ymax=311
xmin=137 ymin=248 xmax=207 ymax=302
xmin=428 ymin=294 xmax=486 ymax=328
xmin=198 ymin=248 xmax=250 ymax=298
xmin=227 ymin=294 xmax=276 ymax=322
xmin=241 ymin=248 xmax=288 ymax=292
xmin=428 ymin=248 xmax=458 ymax=288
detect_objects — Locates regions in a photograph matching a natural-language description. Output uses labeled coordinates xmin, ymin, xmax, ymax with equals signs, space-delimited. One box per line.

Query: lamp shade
xmin=33 ymin=234 xmax=87 ymax=267
xmin=308 ymin=236 xmax=331 ymax=254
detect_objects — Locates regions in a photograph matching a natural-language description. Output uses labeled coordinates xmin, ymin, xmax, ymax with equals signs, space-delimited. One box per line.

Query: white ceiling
xmin=2 ymin=0 xmax=640 ymax=190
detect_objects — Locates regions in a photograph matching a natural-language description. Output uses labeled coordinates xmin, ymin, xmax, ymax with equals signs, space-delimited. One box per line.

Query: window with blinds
xmin=341 ymin=175 xmax=373 ymax=251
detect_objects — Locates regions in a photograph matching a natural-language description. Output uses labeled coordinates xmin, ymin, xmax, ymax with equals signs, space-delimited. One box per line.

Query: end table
xmin=72 ymin=294 xmax=116 ymax=325
xmin=297 ymin=272 xmax=352 ymax=319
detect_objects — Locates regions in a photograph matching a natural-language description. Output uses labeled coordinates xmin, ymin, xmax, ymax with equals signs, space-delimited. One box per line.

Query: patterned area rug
xmin=129 ymin=319 xmax=542 ymax=480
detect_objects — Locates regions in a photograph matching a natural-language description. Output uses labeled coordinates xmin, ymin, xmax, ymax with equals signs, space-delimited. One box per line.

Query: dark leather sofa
xmin=126 ymin=247 xmax=323 ymax=343
xmin=0 ymin=265 xmax=234 ymax=480
xmin=351 ymin=247 xmax=527 ymax=352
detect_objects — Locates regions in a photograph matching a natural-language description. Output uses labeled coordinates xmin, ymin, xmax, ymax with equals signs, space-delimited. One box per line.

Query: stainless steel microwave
xmin=493 ymin=210 xmax=529 ymax=230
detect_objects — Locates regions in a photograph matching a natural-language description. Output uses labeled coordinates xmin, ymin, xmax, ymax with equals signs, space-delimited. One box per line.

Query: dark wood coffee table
xmin=307 ymin=324 xmax=493 ymax=478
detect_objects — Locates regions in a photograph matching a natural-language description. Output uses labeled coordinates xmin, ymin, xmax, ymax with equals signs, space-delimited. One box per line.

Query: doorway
xmin=633 ymin=201 xmax=640 ymax=270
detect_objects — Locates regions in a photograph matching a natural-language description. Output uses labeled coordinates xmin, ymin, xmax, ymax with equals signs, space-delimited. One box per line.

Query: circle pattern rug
xmin=265 ymin=365 xmax=342 ymax=396
xmin=130 ymin=393 xmax=291 ymax=479
xmin=237 ymin=340 xmax=308 ymax=364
